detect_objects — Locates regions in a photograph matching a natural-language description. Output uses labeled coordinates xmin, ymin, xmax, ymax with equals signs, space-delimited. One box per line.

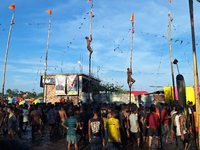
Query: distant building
xmin=40 ymin=73 xmax=101 ymax=104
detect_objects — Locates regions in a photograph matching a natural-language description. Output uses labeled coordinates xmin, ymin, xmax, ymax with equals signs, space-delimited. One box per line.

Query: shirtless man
xmin=127 ymin=68 xmax=135 ymax=88
xmin=59 ymin=107 xmax=67 ymax=137
xmin=30 ymin=105 xmax=42 ymax=139
xmin=85 ymin=34 xmax=93 ymax=58
xmin=59 ymin=107 xmax=67 ymax=123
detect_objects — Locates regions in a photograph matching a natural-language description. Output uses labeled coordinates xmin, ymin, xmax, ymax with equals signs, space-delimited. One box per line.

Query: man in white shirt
xmin=129 ymin=106 xmax=141 ymax=148
xmin=23 ymin=106 xmax=29 ymax=131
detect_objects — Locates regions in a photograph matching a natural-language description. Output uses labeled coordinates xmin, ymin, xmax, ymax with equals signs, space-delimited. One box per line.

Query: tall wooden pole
xmin=168 ymin=10 xmax=176 ymax=101
xmin=1 ymin=13 xmax=14 ymax=105
xmin=43 ymin=18 xmax=51 ymax=103
xmin=88 ymin=3 xmax=93 ymax=100
xmin=188 ymin=0 xmax=200 ymax=146
xmin=130 ymin=22 xmax=134 ymax=103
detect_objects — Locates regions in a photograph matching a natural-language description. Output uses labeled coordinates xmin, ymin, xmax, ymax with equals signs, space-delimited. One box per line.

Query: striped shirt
xmin=63 ymin=117 xmax=78 ymax=136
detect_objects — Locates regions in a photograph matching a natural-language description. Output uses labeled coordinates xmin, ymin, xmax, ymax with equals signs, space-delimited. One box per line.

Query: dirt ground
xmin=19 ymin=125 xmax=195 ymax=150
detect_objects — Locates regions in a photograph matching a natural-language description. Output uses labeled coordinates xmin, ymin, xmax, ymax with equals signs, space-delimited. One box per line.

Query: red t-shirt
xmin=161 ymin=109 xmax=169 ymax=124
xmin=146 ymin=113 xmax=159 ymax=130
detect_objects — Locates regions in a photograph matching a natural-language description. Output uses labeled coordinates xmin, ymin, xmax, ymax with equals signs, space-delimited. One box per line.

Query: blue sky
xmin=0 ymin=0 xmax=200 ymax=94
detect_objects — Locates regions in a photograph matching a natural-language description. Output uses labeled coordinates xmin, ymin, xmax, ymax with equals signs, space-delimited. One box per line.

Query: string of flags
xmin=155 ymin=46 xmax=165 ymax=84
xmin=33 ymin=51 xmax=44 ymax=90
xmin=0 ymin=23 xmax=49 ymax=25
xmin=133 ymin=65 xmax=154 ymax=86
xmin=60 ymin=11 xmax=90 ymax=59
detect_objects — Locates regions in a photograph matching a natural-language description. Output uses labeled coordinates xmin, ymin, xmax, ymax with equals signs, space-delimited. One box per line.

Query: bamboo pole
xmin=129 ymin=22 xmax=134 ymax=103
xmin=43 ymin=18 xmax=51 ymax=103
xmin=168 ymin=10 xmax=176 ymax=101
xmin=188 ymin=0 xmax=200 ymax=147
xmin=88 ymin=4 xmax=93 ymax=100
xmin=1 ymin=13 xmax=14 ymax=105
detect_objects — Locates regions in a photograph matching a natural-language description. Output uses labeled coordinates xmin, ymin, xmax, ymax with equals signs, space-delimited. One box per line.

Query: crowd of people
xmin=0 ymin=99 xmax=198 ymax=150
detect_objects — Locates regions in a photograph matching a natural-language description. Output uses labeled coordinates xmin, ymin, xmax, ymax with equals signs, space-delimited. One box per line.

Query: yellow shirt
xmin=106 ymin=118 xmax=120 ymax=142
xmin=103 ymin=117 xmax=108 ymax=130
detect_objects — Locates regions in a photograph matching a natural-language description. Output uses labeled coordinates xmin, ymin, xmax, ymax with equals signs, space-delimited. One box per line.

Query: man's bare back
xmin=59 ymin=108 xmax=67 ymax=122
xmin=127 ymin=68 xmax=136 ymax=88
xmin=30 ymin=110 xmax=41 ymax=125
xmin=85 ymin=35 xmax=93 ymax=57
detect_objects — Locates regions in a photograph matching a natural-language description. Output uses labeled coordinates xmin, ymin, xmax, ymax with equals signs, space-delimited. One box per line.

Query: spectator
xmin=62 ymin=111 xmax=78 ymax=150
xmin=88 ymin=108 xmax=104 ymax=149
xmin=106 ymin=109 xmax=121 ymax=150
xmin=48 ymin=104 xmax=57 ymax=137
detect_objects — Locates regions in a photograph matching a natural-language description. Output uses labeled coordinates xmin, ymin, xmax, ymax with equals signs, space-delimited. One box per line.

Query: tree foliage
xmin=92 ymin=83 xmax=129 ymax=95
xmin=5 ymin=89 xmax=43 ymax=98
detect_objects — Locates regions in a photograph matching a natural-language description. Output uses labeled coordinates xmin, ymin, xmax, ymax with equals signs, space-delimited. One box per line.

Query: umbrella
xmin=15 ymin=97 xmax=21 ymax=101
xmin=24 ymin=99 xmax=31 ymax=103
xmin=38 ymin=97 xmax=43 ymax=100
xmin=32 ymin=99 xmax=43 ymax=104
xmin=8 ymin=98 xmax=18 ymax=104
xmin=23 ymin=94 xmax=27 ymax=97
xmin=19 ymin=100 xmax=30 ymax=106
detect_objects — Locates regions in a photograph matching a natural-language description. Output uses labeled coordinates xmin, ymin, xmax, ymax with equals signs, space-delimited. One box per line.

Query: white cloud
xmin=0 ymin=0 xmax=199 ymax=93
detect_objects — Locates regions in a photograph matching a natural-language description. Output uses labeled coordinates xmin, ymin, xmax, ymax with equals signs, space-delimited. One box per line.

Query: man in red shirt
xmin=161 ymin=104 xmax=171 ymax=143
xmin=145 ymin=106 xmax=160 ymax=148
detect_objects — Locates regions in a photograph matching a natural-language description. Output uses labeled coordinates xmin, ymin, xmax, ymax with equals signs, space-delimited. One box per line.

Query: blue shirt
xmin=48 ymin=108 xmax=57 ymax=124
xmin=63 ymin=117 xmax=78 ymax=136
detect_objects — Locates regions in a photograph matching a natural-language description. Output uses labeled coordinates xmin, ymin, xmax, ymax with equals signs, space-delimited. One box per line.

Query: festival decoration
xmin=8 ymin=4 xmax=15 ymax=11
xmin=45 ymin=9 xmax=52 ymax=16
xmin=8 ymin=98 xmax=18 ymax=104
xmin=19 ymin=100 xmax=30 ymax=106
xmin=32 ymin=99 xmax=43 ymax=104
xmin=130 ymin=13 xmax=134 ymax=22
xmin=14 ymin=97 xmax=21 ymax=100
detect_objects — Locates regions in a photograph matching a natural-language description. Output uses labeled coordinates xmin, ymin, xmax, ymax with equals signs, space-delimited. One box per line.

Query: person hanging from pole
xmin=127 ymin=68 xmax=135 ymax=88
xmin=85 ymin=35 xmax=93 ymax=58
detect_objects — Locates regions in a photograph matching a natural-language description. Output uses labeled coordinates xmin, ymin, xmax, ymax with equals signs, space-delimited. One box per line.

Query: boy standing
xmin=129 ymin=106 xmax=141 ymax=148
xmin=106 ymin=109 xmax=121 ymax=150
xmin=88 ymin=108 xmax=104 ymax=150
xmin=62 ymin=111 xmax=78 ymax=150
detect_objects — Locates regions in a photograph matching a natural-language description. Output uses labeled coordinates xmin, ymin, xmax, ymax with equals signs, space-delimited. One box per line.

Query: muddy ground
xmin=19 ymin=125 xmax=196 ymax=150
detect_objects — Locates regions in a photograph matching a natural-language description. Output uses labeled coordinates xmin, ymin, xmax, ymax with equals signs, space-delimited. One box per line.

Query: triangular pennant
xmin=8 ymin=4 xmax=15 ymax=11
xmin=130 ymin=13 xmax=134 ymax=22
xmin=45 ymin=9 xmax=52 ymax=16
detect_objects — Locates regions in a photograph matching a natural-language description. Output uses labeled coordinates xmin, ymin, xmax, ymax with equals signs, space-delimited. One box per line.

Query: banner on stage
xmin=42 ymin=75 xmax=56 ymax=85
xmin=55 ymin=75 xmax=66 ymax=95
xmin=66 ymin=74 xmax=78 ymax=96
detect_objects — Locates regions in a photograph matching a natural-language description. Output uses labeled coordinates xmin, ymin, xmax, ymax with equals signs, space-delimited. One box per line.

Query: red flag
xmin=87 ymin=0 xmax=93 ymax=2
xmin=45 ymin=9 xmax=52 ymax=16
xmin=169 ymin=0 xmax=171 ymax=3
xmin=8 ymin=4 xmax=15 ymax=11
xmin=130 ymin=13 xmax=134 ymax=22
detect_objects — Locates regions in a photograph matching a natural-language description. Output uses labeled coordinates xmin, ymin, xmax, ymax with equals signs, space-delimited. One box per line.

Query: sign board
xmin=55 ymin=75 xmax=66 ymax=95
xmin=66 ymin=74 xmax=78 ymax=96
xmin=42 ymin=75 xmax=56 ymax=85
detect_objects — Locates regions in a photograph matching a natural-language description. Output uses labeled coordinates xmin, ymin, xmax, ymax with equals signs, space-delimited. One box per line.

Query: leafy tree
xmin=38 ymin=92 xmax=44 ymax=97
xmin=4 ymin=89 xmax=43 ymax=99
xmin=6 ymin=89 xmax=13 ymax=97
xmin=13 ymin=89 xmax=19 ymax=96
xmin=92 ymin=83 xmax=128 ymax=95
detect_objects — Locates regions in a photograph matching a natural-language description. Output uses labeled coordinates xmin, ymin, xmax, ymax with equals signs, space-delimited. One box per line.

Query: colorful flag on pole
xmin=169 ymin=0 xmax=171 ymax=3
xmin=87 ymin=0 xmax=93 ymax=3
xmin=8 ymin=4 xmax=15 ymax=11
xmin=130 ymin=13 xmax=134 ymax=22
xmin=45 ymin=9 xmax=52 ymax=16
